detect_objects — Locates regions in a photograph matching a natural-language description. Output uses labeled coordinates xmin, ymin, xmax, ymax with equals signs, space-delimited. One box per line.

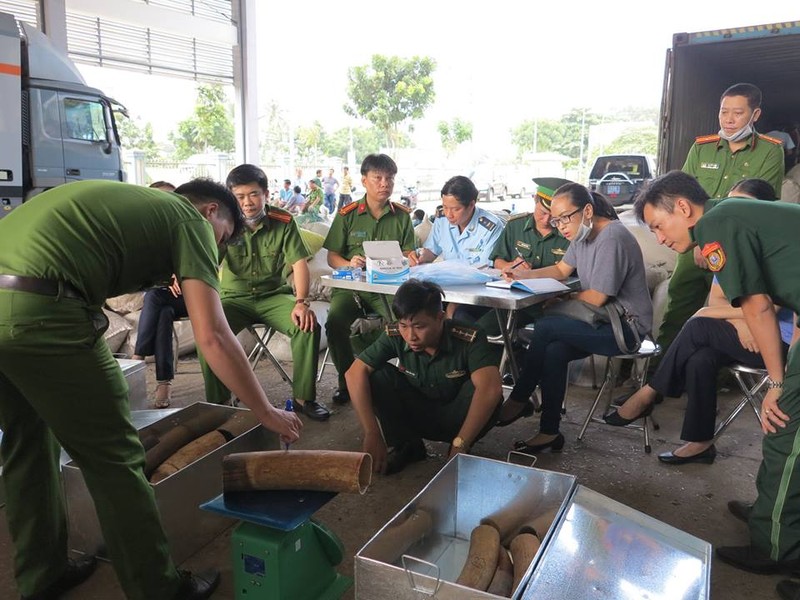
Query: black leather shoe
xmin=295 ymin=400 xmax=331 ymax=421
xmin=502 ymin=372 xmax=514 ymax=386
xmin=496 ymin=398 xmax=535 ymax=427
xmin=777 ymin=579 xmax=800 ymax=600
xmin=716 ymin=545 xmax=800 ymax=575
xmin=603 ymin=402 xmax=654 ymax=426
xmin=174 ymin=569 xmax=220 ymax=600
xmin=728 ymin=500 xmax=753 ymax=524
xmin=385 ymin=439 xmax=427 ymax=475
xmin=332 ymin=388 xmax=350 ymax=405
xmin=22 ymin=555 xmax=97 ymax=600
xmin=513 ymin=433 xmax=565 ymax=455
xmin=658 ymin=445 xmax=716 ymax=465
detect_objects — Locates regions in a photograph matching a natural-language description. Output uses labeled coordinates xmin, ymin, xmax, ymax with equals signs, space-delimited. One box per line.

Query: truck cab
xmin=0 ymin=12 xmax=125 ymax=217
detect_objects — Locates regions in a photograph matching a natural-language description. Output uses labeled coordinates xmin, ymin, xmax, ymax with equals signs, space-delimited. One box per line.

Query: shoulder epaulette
xmin=507 ymin=212 xmax=531 ymax=222
xmin=758 ymin=133 xmax=783 ymax=146
xmin=451 ymin=325 xmax=478 ymax=343
xmin=391 ymin=201 xmax=412 ymax=213
xmin=478 ymin=215 xmax=498 ymax=232
xmin=695 ymin=134 xmax=720 ymax=145
xmin=338 ymin=202 xmax=359 ymax=216
xmin=267 ymin=208 xmax=292 ymax=223
xmin=385 ymin=323 xmax=401 ymax=336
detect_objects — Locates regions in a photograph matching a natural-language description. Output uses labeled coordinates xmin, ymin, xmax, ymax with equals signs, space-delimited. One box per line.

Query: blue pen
xmin=284 ymin=398 xmax=294 ymax=451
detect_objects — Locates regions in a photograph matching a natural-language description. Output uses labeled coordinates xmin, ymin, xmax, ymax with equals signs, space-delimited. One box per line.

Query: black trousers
xmin=650 ymin=317 xmax=771 ymax=441
xmin=133 ymin=288 xmax=187 ymax=381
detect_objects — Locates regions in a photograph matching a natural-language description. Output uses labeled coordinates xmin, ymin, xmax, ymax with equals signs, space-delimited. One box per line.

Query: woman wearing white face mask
xmin=495 ymin=183 xmax=653 ymax=453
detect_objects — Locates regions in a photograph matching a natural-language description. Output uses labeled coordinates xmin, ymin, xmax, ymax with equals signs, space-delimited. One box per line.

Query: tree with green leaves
xmin=169 ymin=84 xmax=234 ymax=160
xmin=118 ymin=116 xmax=159 ymax=159
xmin=344 ymin=54 xmax=436 ymax=150
xmin=437 ymin=118 xmax=473 ymax=156
xmin=259 ymin=100 xmax=290 ymax=164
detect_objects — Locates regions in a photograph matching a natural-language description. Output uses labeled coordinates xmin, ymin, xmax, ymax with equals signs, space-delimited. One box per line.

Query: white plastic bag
xmin=409 ymin=261 xmax=495 ymax=286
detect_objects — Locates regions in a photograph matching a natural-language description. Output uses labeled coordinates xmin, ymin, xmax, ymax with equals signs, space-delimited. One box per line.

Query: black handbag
xmin=544 ymin=299 xmax=641 ymax=354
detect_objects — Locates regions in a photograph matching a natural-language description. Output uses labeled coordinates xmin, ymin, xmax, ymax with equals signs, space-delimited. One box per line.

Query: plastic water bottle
xmin=511 ymin=202 xmax=516 ymax=214
xmin=284 ymin=398 xmax=293 ymax=451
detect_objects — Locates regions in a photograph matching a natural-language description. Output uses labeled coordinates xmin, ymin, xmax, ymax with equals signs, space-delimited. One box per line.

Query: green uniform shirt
xmin=683 ymin=133 xmax=785 ymax=199
xmin=0 ymin=180 xmax=220 ymax=307
xmin=323 ymin=197 xmax=415 ymax=259
xmin=489 ymin=213 xmax=570 ymax=268
xmin=220 ymin=207 xmax=310 ymax=299
xmin=305 ymin=187 xmax=323 ymax=209
xmin=358 ymin=320 xmax=496 ymax=404
xmin=692 ymin=198 xmax=800 ymax=313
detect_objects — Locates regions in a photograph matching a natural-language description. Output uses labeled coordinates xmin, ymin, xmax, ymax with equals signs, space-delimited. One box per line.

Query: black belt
xmin=0 ymin=274 xmax=84 ymax=300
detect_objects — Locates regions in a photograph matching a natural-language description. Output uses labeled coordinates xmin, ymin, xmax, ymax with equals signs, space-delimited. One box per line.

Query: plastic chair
xmin=577 ymin=339 xmax=661 ymax=453
xmin=246 ymin=324 xmax=293 ymax=385
xmin=713 ymin=363 xmax=767 ymax=439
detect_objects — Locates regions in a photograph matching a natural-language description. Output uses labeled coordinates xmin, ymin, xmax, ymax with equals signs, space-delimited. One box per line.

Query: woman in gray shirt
xmin=496 ymin=183 xmax=653 ymax=454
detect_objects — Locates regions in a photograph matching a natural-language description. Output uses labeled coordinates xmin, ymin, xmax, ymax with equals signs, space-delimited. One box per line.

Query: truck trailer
xmin=0 ymin=11 xmax=125 ymax=218
xmin=658 ymin=20 xmax=800 ymax=174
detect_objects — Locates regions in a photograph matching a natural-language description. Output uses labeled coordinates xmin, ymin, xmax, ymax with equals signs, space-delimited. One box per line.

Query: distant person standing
xmin=657 ymin=82 xmax=785 ymax=357
xmin=279 ymin=179 xmax=294 ymax=205
xmin=322 ymin=168 xmax=339 ymax=214
xmin=338 ymin=166 xmax=354 ymax=209
xmin=292 ymin=167 xmax=307 ymax=195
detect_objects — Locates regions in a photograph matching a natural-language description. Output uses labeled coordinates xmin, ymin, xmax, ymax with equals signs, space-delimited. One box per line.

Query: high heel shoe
xmin=496 ymin=398 xmax=535 ymax=427
xmin=513 ymin=433 xmax=565 ymax=455
xmin=603 ymin=402 xmax=654 ymax=426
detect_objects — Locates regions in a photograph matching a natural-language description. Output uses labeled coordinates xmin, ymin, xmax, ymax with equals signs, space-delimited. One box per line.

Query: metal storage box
xmin=117 ymin=357 xmax=147 ymax=410
xmin=63 ymin=402 xmax=275 ymax=564
xmin=355 ymin=454 xmax=711 ymax=599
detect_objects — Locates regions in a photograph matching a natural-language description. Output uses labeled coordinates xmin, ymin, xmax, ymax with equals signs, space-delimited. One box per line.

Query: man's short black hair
xmin=721 ymin=82 xmax=762 ymax=111
xmin=633 ymin=170 xmax=709 ymax=223
xmin=392 ymin=279 xmax=445 ymax=320
xmin=360 ymin=153 xmax=398 ymax=176
xmin=175 ymin=178 xmax=245 ymax=239
xmin=226 ymin=164 xmax=269 ymax=192
xmin=413 ymin=208 xmax=425 ymax=220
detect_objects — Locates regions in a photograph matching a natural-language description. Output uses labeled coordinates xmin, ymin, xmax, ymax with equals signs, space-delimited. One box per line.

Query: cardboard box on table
xmin=363 ymin=241 xmax=410 ymax=284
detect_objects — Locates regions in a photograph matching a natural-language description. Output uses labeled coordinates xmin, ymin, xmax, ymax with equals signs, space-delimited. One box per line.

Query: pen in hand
xmin=284 ymin=398 xmax=294 ymax=451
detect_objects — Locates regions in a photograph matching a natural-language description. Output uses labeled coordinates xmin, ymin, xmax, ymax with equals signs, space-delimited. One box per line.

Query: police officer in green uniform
xmin=345 ymin=279 xmax=503 ymax=475
xmin=0 ymin=179 xmax=302 ymax=600
xmin=633 ymin=171 xmax=800 ymax=586
xmin=476 ymin=177 xmax=571 ymax=337
xmin=323 ymin=153 xmax=415 ymax=405
xmin=657 ymin=82 xmax=785 ymax=356
xmin=198 ymin=164 xmax=329 ymax=420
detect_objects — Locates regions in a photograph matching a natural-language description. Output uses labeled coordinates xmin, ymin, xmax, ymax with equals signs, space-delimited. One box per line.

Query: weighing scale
xmin=201 ymin=489 xmax=351 ymax=599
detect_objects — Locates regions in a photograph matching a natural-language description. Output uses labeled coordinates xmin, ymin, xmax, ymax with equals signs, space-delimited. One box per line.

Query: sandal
xmin=154 ymin=381 xmax=172 ymax=409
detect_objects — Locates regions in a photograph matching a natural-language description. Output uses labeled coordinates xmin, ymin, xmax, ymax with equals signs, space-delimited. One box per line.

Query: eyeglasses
xmin=549 ymin=208 xmax=582 ymax=228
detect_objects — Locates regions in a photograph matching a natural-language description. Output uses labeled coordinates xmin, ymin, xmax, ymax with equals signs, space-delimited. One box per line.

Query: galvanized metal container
xmin=355 ymin=454 xmax=711 ymax=599
xmin=117 ymin=357 xmax=147 ymax=410
xmin=63 ymin=402 xmax=275 ymax=564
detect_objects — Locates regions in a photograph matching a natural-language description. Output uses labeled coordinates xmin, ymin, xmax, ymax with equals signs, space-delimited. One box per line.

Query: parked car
xmin=588 ymin=154 xmax=656 ymax=206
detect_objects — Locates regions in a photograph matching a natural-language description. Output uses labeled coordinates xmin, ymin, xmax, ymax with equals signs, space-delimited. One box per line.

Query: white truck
xmin=0 ymin=11 xmax=125 ymax=218
xmin=658 ymin=20 xmax=800 ymax=174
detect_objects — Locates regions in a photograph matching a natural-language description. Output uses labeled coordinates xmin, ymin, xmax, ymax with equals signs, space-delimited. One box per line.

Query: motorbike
xmin=400 ymin=185 xmax=419 ymax=208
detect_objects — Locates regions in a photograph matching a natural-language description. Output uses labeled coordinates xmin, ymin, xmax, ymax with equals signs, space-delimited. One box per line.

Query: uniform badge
xmin=700 ymin=162 xmax=719 ymax=170
xmin=551 ymin=248 xmax=566 ymax=255
xmin=515 ymin=241 xmax=532 ymax=250
xmin=701 ymin=241 xmax=726 ymax=272
xmin=445 ymin=369 xmax=466 ymax=379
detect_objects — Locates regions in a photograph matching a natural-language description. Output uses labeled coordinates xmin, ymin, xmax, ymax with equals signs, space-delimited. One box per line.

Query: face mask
xmin=572 ymin=211 xmax=593 ymax=243
xmin=719 ymin=112 xmax=755 ymax=143
xmin=245 ymin=207 xmax=266 ymax=227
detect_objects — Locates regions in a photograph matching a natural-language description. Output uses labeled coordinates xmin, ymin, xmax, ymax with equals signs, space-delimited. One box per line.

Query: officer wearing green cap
xmin=0 ymin=179 xmax=302 ymax=599
xmin=476 ymin=177 xmax=571 ymax=337
xmin=634 ymin=170 xmax=800 ymax=583
xmin=657 ymin=82 xmax=784 ymax=357
xmin=323 ymin=153 xmax=416 ymax=405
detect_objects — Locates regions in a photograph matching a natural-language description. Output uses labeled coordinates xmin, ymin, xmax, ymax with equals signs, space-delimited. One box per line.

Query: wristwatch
xmin=295 ymin=298 xmax=310 ymax=307
xmin=452 ymin=436 xmax=468 ymax=450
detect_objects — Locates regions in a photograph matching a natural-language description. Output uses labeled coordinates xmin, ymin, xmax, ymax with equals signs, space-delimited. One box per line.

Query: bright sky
xmin=80 ymin=0 xmax=799 ymax=152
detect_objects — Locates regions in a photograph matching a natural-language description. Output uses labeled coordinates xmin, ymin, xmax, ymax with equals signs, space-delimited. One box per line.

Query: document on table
xmin=485 ymin=278 xmax=570 ymax=294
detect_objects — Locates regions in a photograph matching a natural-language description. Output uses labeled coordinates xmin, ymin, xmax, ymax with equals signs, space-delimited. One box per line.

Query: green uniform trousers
xmin=370 ymin=366 xmax=479 ymax=446
xmin=657 ymin=250 xmax=714 ymax=354
xmin=325 ymin=289 xmax=393 ymax=388
xmin=199 ymin=294 xmax=321 ymax=404
xmin=750 ymin=344 xmax=800 ymax=561
xmin=0 ymin=290 xmax=181 ymax=599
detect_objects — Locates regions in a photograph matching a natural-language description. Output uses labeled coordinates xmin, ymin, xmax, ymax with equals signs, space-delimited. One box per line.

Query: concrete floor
xmin=0 ymin=353 xmax=786 ymax=599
